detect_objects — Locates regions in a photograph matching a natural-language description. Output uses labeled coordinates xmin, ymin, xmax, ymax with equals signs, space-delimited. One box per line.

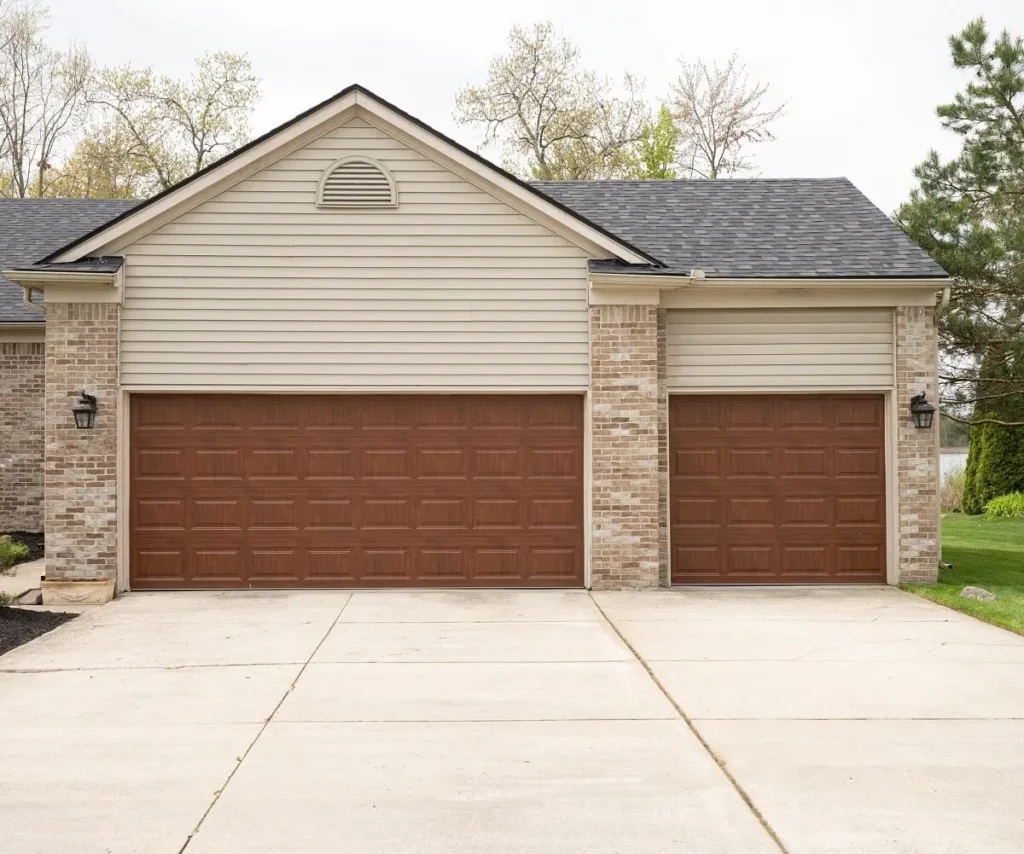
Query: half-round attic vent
xmin=316 ymin=156 xmax=398 ymax=208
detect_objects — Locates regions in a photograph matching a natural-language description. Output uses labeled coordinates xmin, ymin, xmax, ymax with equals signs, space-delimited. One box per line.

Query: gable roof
xmin=0 ymin=199 xmax=139 ymax=323
xmin=532 ymin=178 xmax=947 ymax=279
xmin=40 ymin=84 xmax=660 ymax=267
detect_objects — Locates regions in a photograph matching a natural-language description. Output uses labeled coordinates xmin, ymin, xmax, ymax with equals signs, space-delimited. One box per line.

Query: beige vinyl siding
xmin=119 ymin=117 xmax=590 ymax=388
xmin=666 ymin=308 xmax=894 ymax=390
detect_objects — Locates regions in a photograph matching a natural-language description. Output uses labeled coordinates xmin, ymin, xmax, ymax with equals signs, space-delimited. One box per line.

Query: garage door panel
xmin=130 ymin=394 xmax=584 ymax=589
xmin=671 ymin=394 xmax=886 ymax=585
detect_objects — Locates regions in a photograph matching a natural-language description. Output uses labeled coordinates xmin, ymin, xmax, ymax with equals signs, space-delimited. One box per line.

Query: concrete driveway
xmin=2 ymin=588 xmax=1023 ymax=854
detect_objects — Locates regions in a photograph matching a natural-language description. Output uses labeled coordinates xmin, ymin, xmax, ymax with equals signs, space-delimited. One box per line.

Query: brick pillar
xmin=44 ymin=303 xmax=120 ymax=581
xmin=0 ymin=341 xmax=45 ymax=531
xmin=895 ymin=305 xmax=940 ymax=583
xmin=590 ymin=304 xmax=662 ymax=589
xmin=657 ymin=309 xmax=670 ymax=585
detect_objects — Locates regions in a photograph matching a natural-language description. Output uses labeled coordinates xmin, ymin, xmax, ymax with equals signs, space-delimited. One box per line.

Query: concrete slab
xmin=277 ymin=661 xmax=676 ymax=722
xmin=697 ymin=719 xmax=1024 ymax=854
xmin=109 ymin=589 xmax=352 ymax=618
xmin=338 ymin=589 xmax=601 ymax=623
xmin=619 ymin=617 xmax=1024 ymax=662
xmin=594 ymin=586 xmax=956 ymax=623
xmin=313 ymin=619 xmax=633 ymax=663
xmin=0 ymin=665 xmax=298 ymax=726
xmin=650 ymin=659 xmax=1024 ymax=720
xmin=0 ymin=576 xmax=35 ymax=600
xmin=11 ymin=558 xmax=45 ymax=579
xmin=0 ymin=723 xmax=260 ymax=854
xmin=0 ymin=594 xmax=346 ymax=670
xmin=186 ymin=720 xmax=778 ymax=854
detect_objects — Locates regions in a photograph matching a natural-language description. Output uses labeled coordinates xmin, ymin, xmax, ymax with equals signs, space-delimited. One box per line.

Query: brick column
xmin=0 ymin=341 xmax=45 ymax=531
xmin=657 ymin=309 xmax=669 ymax=585
xmin=44 ymin=303 xmax=120 ymax=582
xmin=895 ymin=305 xmax=940 ymax=583
xmin=590 ymin=304 xmax=663 ymax=589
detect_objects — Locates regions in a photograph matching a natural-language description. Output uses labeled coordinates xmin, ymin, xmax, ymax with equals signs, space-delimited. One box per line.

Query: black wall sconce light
xmin=909 ymin=393 xmax=936 ymax=429
xmin=72 ymin=391 xmax=98 ymax=429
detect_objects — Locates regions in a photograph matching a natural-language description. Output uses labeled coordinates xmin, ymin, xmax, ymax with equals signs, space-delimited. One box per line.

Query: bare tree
xmin=91 ymin=51 xmax=260 ymax=192
xmin=454 ymin=22 xmax=648 ymax=180
xmin=670 ymin=53 xmax=785 ymax=179
xmin=0 ymin=3 xmax=90 ymax=196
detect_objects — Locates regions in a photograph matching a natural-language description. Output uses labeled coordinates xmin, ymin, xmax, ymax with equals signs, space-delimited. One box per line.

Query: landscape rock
xmin=960 ymin=586 xmax=997 ymax=602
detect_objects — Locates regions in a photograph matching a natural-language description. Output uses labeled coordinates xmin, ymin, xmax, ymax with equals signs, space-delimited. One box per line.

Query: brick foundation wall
xmin=589 ymin=304 xmax=662 ymax=589
xmin=44 ymin=302 xmax=120 ymax=581
xmin=895 ymin=305 xmax=940 ymax=584
xmin=0 ymin=340 xmax=45 ymax=531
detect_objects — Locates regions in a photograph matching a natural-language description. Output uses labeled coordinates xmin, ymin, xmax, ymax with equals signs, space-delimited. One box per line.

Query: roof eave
xmin=590 ymin=271 xmax=950 ymax=289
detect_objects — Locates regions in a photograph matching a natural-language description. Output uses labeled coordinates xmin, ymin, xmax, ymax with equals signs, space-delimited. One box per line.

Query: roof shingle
xmin=531 ymin=178 xmax=946 ymax=279
xmin=0 ymin=199 xmax=138 ymax=323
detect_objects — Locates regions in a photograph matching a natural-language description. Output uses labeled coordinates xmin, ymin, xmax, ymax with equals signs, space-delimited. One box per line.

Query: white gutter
xmin=3 ymin=269 xmax=118 ymax=288
xmin=589 ymin=272 xmax=950 ymax=291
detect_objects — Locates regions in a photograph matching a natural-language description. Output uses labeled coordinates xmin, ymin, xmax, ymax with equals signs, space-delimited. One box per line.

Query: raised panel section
xmin=666 ymin=308 xmax=894 ymax=391
xmin=671 ymin=394 xmax=886 ymax=584
xmin=130 ymin=393 xmax=583 ymax=589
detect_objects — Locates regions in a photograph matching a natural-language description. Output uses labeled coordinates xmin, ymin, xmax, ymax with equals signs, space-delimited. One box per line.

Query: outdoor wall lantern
xmin=72 ymin=391 xmax=98 ymax=429
xmin=909 ymin=393 xmax=936 ymax=429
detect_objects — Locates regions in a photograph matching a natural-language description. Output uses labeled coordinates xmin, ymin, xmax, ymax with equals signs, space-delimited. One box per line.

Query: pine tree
xmin=962 ymin=343 xmax=1024 ymax=513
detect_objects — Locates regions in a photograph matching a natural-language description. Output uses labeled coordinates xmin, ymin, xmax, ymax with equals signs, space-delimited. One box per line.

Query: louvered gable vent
xmin=316 ymin=156 xmax=398 ymax=208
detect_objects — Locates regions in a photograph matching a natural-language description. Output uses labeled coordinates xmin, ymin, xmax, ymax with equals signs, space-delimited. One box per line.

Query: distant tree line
xmin=453 ymin=22 xmax=785 ymax=181
xmin=0 ymin=0 xmax=259 ymax=198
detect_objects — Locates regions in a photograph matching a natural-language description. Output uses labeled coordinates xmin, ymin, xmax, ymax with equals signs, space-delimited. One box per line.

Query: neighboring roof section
xmin=0 ymin=199 xmax=139 ymax=322
xmin=532 ymin=178 xmax=947 ymax=279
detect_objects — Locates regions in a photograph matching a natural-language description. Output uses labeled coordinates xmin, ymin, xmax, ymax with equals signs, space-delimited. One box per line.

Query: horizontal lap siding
xmin=120 ymin=117 xmax=590 ymax=388
xmin=666 ymin=308 xmax=894 ymax=391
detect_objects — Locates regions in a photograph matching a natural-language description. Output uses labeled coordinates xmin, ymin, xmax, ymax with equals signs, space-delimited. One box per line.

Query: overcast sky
xmin=44 ymin=0 xmax=1024 ymax=215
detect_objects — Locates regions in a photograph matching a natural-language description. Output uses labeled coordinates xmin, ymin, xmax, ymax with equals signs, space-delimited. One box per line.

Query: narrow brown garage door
xmin=670 ymin=394 xmax=886 ymax=584
xmin=130 ymin=394 xmax=584 ymax=589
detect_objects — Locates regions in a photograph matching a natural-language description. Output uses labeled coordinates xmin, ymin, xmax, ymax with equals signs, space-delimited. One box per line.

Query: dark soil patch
xmin=1 ymin=531 xmax=44 ymax=565
xmin=0 ymin=607 xmax=75 ymax=656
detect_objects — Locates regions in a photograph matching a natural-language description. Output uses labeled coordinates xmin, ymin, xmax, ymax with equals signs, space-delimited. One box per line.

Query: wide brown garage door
xmin=130 ymin=394 xmax=584 ymax=589
xmin=670 ymin=394 xmax=886 ymax=584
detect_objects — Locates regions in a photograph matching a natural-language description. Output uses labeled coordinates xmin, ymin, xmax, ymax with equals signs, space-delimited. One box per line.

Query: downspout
xmin=21 ymin=285 xmax=44 ymax=313
xmin=936 ymin=283 xmax=951 ymax=316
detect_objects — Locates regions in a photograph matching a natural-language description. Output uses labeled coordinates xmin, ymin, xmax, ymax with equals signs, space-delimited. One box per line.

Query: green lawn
xmin=903 ymin=515 xmax=1024 ymax=635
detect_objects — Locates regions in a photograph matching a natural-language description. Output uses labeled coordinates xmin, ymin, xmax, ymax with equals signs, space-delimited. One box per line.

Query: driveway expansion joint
xmin=589 ymin=591 xmax=791 ymax=854
xmin=176 ymin=594 xmax=353 ymax=854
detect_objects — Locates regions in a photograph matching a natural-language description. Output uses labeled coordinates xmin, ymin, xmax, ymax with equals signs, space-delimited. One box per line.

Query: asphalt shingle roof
xmin=0 ymin=199 xmax=138 ymax=322
xmin=0 ymin=178 xmax=946 ymax=322
xmin=531 ymin=178 xmax=946 ymax=279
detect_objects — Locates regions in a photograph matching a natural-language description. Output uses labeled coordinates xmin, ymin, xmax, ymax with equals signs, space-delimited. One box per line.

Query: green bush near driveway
xmin=0 ymin=536 xmax=30 ymax=574
xmin=903 ymin=515 xmax=1024 ymax=636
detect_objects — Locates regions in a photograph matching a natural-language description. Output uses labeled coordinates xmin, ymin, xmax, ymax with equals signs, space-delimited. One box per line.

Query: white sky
xmin=44 ymin=0 xmax=1024 ymax=214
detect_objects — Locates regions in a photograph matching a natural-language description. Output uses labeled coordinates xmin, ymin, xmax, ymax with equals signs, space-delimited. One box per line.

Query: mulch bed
xmin=1 ymin=531 xmax=44 ymax=565
xmin=0 ymin=607 xmax=76 ymax=657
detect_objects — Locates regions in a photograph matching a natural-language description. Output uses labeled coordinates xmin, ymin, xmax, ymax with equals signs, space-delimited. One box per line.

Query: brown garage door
xmin=670 ymin=394 xmax=886 ymax=584
xmin=130 ymin=394 xmax=584 ymax=589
